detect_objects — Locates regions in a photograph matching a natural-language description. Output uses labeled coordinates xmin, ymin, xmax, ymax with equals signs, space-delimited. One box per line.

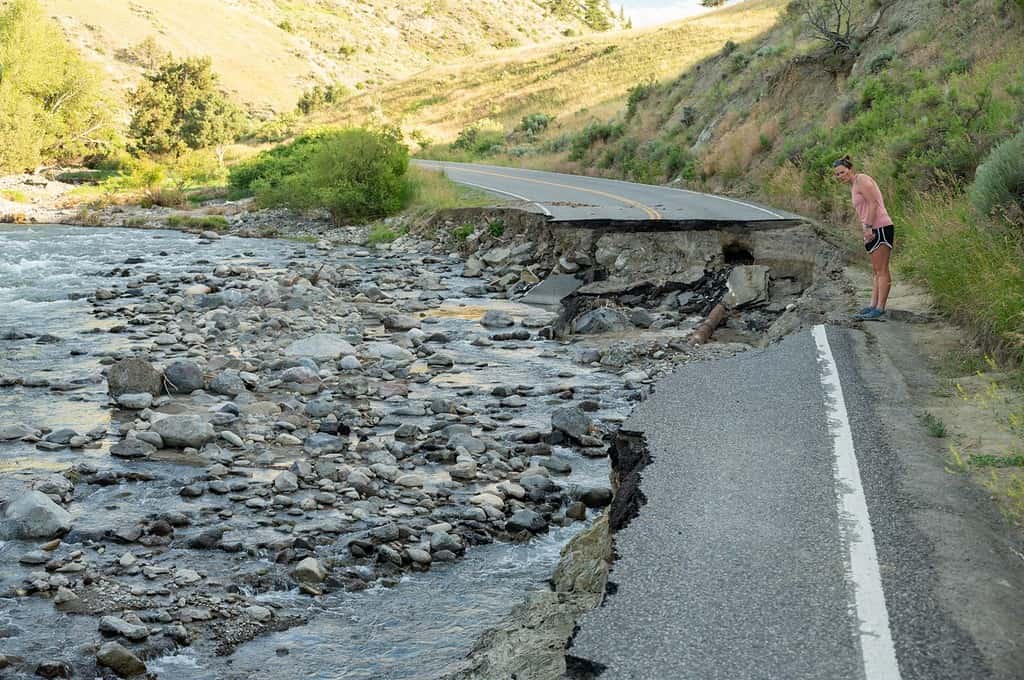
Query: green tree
xmin=584 ymin=0 xmax=613 ymax=30
xmin=129 ymin=56 xmax=245 ymax=164
xmin=700 ymin=0 xmax=728 ymax=7
xmin=0 ymin=0 xmax=113 ymax=172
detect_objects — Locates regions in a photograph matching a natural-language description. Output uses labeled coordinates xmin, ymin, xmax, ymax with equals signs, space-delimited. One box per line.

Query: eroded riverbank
xmin=0 ymin=209 xmax=840 ymax=679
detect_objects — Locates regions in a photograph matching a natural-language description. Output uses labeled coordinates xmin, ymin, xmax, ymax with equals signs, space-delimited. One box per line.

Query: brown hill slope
xmin=39 ymin=0 xmax=621 ymax=115
xmin=325 ymin=0 xmax=785 ymax=143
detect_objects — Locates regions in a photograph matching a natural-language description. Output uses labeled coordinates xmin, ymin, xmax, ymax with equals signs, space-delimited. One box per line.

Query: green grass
xmin=55 ymin=169 xmax=119 ymax=184
xmin=0 ymin=189 xmax=29 ymax=203
xmin=919 ymin=412 xmax=948 ymax=438
xmin=452 ymin=223 xmax=475 ymax=241
xmin=405 ymin=165 xmax=496 ymax=214
xmin=366 ymin=223 xmax=403 ymax=245
xmin=970 ymin=454 xmax=1024 ymax=468
xmin=165 ymin=215 xmax=230 ymax=231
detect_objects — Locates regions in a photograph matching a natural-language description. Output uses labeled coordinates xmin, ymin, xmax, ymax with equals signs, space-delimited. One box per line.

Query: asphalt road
xmin=567 ymin=327 xmax=1020 ymax=680
xmin=414 ymin=160 xmax=804 ymax=223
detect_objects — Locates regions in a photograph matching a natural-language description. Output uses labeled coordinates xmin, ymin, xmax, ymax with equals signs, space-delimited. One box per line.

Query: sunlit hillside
xmin=323 ymin=0 xmax=785 ymax=143
xmin=38 ymin=0 xmax=622 ymax=115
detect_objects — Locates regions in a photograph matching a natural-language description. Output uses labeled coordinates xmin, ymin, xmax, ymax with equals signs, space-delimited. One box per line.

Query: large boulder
xmin=164 ymin=360 xmax=204 ymax=394
xmin=96 ymin=641 xmax=146 ymax=677
xmin=723 ymin=265 xmax=771 ymax=309
xmin=572 ymin=307 xmax=632 ymax=335
xmin=0 ymin=423 xmax=40 ymax=441
xmin=209 ymin=370 xmax=246 ymax=396
xmin=150 ymin=415 xmax=215 ymax=449
xmin=551 ymin=406 xmax=593 ymax=442
xmin=106 ymin=358 xmax=163 ymax=397
xmin=1 ymin=490 xmax=72 ymax=539
xmin=363 ymin=342 xmax=414 ymax=362
xmin=382 ymin=314 xmax=420 ymax=332
xmin=292 ymin=557 xmax=327 ymax=584
xmin=284 ymin=334 xmax=356 ymax=361
xmin=480 ymin=310 xmax=515 ymax=328
xmin=506 ymin=509 xmax=548 ymax=533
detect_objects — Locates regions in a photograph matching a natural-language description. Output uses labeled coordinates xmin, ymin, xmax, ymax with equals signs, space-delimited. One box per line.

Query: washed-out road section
xmin=414 ymin=160 xmax=805 ymax=226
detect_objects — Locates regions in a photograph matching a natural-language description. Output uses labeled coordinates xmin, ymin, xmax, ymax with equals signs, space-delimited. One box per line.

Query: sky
xmin=617 ymin=0 xmax=717 ymax=27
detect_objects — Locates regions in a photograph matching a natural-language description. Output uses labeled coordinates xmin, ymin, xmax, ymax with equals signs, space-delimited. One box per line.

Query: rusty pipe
xmin=688 ymin=303 xmax=727 ymax=345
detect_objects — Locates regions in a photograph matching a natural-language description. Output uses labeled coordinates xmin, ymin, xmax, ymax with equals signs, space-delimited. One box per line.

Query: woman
xmin=833 ymin=155 xmax=894 ymax=320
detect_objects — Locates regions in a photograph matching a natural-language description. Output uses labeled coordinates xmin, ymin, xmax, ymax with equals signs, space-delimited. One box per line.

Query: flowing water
xmin=0 ymin=225 xmax=625 ymax=679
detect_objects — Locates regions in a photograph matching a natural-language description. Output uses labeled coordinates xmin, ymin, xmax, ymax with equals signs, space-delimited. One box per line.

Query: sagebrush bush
xmin=969 ymin=129 xmax=1024 ymax=220
xmin=248 ymin=127 xmax=412 ymax=224
xmin=452 ymin=120 xmax=506 ymax=156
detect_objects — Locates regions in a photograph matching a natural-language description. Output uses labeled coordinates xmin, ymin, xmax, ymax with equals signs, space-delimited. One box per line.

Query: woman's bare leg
xmin=872 ymin=245 xmax=892 ymax=310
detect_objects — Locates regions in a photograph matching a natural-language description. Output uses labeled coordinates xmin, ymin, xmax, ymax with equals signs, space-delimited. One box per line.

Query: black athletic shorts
xmin=865 ymin=225 xmax=895 ymax=253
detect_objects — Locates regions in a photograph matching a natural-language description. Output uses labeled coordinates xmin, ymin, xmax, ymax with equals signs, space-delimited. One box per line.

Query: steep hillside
xmin=535 ymin=0 xmax=1023 ymax=356
xmin=326 ymin=0 xmax=784 ymax=143
xmin=38 ymin=0 xmax=623 ymax=115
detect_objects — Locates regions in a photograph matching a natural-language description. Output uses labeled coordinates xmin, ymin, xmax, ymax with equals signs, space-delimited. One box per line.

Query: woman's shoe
xmin=859 ymin=308 xmax=886 ymax=321
xmin=853 ymin=306 xmax=876 ymax=318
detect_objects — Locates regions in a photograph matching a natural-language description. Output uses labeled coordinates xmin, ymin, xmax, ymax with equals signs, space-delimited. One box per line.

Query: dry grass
xmin=40 ymin=0 xmax=605 ymax=113
xmin=326 ymin=0 xmax=786 ymax=143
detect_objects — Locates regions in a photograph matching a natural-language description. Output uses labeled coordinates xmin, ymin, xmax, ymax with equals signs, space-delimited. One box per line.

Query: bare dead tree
xmin=804 ymin=0 xmax=894 ymax=55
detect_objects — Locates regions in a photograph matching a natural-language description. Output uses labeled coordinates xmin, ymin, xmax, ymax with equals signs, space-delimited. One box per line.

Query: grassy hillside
xmin=323 ymin=0 xmax=785 ymax=144
xmin=39 ymin=0 xmax=622 ymax=115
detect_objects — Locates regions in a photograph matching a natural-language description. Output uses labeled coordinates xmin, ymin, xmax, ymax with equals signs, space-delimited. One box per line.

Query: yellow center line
xmin=453 ymin=166 xmax=662 ymax=220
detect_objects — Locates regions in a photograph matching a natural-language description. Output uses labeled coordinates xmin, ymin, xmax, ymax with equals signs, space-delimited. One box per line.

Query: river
xmin=0 ymin=225 xmax=629 ymax=679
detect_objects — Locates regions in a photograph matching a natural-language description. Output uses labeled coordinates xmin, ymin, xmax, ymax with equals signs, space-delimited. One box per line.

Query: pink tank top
xmin=852 ymin=174 xmax=892 ymax=228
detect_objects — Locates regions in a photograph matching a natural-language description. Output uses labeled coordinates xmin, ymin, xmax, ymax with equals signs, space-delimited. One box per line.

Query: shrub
xmin=517 ymin=113 xmax=554 ymax=138
xmin=296 ymin=83 xmax=350 ymax=115
xmin=969 ymin=129 xmax=1024 ymax=219
xmin=867 ymin=49 xmax=895 ymax=74
xmin=228 ymin=129 xmax=333 ymax=197
xmin=252 ymin=127 xmax=412 ymax=224
xmin=452 ymin=119 xmax=506 ymax=156
xmin=452 ymin=223 xmax=475 ymax=241
xmin=166 ymin=215 xmax=229 ymax=230
xmin=487 ymin=219 xmax=504 ymax=237
xmin=569 ymin=121 xmax=623 ymax=161
xmin=626 ymin=78 xmax=658 ymax=119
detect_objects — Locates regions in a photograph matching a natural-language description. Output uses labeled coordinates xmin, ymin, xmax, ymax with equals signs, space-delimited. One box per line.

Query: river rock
xmin=107 ymin=358 xmax=163 ymax=397
xmin=480 ymin=310 xmax=514 ymax=328
xmin=0 ymin=423 xmax=39 ymax=440
xmin=1 ymin=490 xmax=72 ymax=539
xmin=116 ymin=392 xmax=153 ymax=410
xmin=383 ymin=314 xmax=420 ymax=331
xmin=364 ymin=342 xmax=414 ymax=362
xmin=280 ymin=366 xmax=321 ymax=394
xmin=579 ymin=486 xmax=614 ymax=508
xmin=551 ymin=406 xmax=592 ymax=442
xmin=99 ymin=615 xmax=149 ymax=641
xmin=573 ymin=307 xmax=632 ymax=334
xmin=164 ymin=360 xmax=204 ymax=393
xmin=292 ymin=557 xmax=327 ymax=584
xmin=33 ymin=474 xmax=73 ymax=498
xmin=209 ymin=370 xmax=246 ymax=396
xmin=285 ymin=334 xmax=356 ymax=361
xmin=506 ymin=509 xmax=547 ymax=533
xmin=110 ymin=438 xmax=155 ymax=459
xmin=723 ymin=265 xmax=771 ymax=309
xmin=151 ymin=415 xmax=214 ymax=449
xmin=273 ymin=471 xmax=298 ymax=492
xmin=96 ymin=641 xmax=146 ymax=677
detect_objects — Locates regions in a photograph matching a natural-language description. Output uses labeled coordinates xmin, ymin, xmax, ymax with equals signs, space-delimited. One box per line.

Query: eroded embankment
xmin=435 ymin=207 xmax=847 ymax=680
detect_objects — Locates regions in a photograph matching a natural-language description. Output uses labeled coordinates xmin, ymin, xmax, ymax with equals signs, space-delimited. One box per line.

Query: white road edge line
xmin=812 ymin=325 xmax=902 ymax=680
xmin=448 ymin=178 xmax=553 ymax=217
